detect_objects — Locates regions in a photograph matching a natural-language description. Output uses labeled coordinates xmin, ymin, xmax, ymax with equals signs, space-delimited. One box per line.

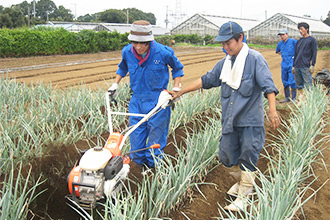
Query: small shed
xmin=249 ymin=13 xmax=330 ymax=40
xmin=171 ymin=14 xmax=260 ymax=38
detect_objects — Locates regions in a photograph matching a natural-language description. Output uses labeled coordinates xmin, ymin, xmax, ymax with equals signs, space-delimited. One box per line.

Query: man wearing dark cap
xmin=108 ymin=20 xmax=184 ymax=168
xmin=276 ymin=29 xmax=297 ymax=103
xmin=171 ymin=21 xmax=280 ymax=211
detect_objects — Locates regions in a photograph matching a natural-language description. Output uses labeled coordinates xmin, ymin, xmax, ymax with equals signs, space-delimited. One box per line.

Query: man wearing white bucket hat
xmin=108 ymin=20 xmax=184 ymax=168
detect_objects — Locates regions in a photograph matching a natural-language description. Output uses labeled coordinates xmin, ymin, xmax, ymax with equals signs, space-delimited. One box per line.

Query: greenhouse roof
xmin=282 ymin=13 xmax=330 ymax=33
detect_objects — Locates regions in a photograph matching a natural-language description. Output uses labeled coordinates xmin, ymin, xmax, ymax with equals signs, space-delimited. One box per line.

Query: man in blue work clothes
xmin=171 ymin=21 xmax=280 ymax=211
xmin=108 ymin=20 xmax=184 ymax=168
xmin=276 ymin=29 xmax=297 ymax=103
xmin=293 ymin=22 xmax=317 ymax=89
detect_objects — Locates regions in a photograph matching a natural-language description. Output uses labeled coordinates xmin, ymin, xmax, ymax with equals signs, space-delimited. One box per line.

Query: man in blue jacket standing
xmin=276 ymin=29 xmax=297 ymax=102
xmin=108 ymin=20 xmax=184 ymax=168
xmin=293 ymin=22 xmax=317 ymax=89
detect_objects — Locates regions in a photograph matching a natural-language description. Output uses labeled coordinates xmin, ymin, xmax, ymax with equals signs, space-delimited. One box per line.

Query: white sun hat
xmin=128 ymin=20 xmax=154 ymax=42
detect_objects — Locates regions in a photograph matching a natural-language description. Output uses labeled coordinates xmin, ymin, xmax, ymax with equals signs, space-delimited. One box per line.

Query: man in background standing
xmin=276 ymin=29 xmax=297 ymax=102
xmin=293 ymin=22 xmax=317 ymax=89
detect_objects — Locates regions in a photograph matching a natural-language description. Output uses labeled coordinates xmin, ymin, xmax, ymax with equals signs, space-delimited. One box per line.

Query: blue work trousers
xmin=218 ymin=126 xmax=265 ymax=172
xmin=128 ymin=96 xmax=171 ymax=167
xmin=281 ymin=63 xmax=296 ymax=89
xmin=294 ymin=67 xmax=313 ymax=89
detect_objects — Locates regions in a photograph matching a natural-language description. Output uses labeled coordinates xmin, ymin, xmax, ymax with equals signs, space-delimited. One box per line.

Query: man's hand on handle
xmin=108 ymin=83 xmax=118 ymax=97
xmin=172 ymin=83 xmax=182 ymax=103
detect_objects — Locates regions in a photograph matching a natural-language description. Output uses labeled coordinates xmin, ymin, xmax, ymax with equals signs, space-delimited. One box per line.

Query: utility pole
xmin=122 ymin=10 xmax=129 ymax=24
xmin=165 ymin=6 xmax=170 ymax=29
xmin=28 ymin=6 xmax=30 ymax=27
xmin=33 ymin=0 xmax=36 ymax=17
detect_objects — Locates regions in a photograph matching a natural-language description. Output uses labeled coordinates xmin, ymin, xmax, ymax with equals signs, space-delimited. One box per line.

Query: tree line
xmin=1 ymin=1 xmax=329 ymax=29
xmin=0 ymin=0 xmax=156 ymax=29
xmin=0 ymin=25 xmax=222 ymax=58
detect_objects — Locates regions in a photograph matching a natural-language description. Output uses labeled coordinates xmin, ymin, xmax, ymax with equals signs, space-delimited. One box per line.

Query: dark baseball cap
xmin=214 ymin=21 xmax=243 ymax=42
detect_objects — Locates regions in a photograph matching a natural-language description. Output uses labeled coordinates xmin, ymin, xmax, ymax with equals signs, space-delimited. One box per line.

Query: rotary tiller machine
xmin=66 ymin=90 xmax=173 ymax=210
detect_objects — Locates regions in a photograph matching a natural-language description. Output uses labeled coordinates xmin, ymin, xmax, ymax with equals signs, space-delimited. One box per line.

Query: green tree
xmin=324 ymin=11 xmax=330 ymax=26
xmin=0 ymin=13 xmax=13 ymax=28
xmin=18 ymin=0 xmax=74 ymax=24
xmin=0 ymin=6 xmax=25 ymax=28
xmin=1 ymin=1 xmax=74 ymax=27
xmin=98 ymin=8 xmax=156 ymax=24
xmin=124 ymin=8 xmax=156 ymax=24
xmin=14 ymin=1 xmax=31 ymax=15
xmin=99 ymin=9 xmax=127 ymax=23
xmin=52 ymin=5 xmax=74 ymax=21
xmin=35 ymin=0 xmax=57 ymax=21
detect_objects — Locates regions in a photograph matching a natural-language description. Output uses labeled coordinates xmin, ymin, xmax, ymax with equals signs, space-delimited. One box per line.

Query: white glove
xmin=108 ymin=83 xmax=118 ymax=96
xmin=172 ymin=84 xmax=182 ymax=103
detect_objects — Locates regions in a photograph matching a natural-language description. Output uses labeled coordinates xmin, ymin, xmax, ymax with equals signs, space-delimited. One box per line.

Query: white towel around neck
xmin=220 ymin=43 xmax=249 ymax=89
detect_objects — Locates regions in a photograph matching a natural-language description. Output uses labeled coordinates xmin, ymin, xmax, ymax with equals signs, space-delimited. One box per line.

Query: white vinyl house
xmin=170 ymin=14 xmax=260 ymax=39
xmin=248 ymin=13 xmax=330 ymax=40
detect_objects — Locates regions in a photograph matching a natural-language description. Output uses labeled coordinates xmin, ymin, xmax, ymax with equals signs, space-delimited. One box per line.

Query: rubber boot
xmin=291 ymin=88 xmax=297 ymax=102
xmin=224 ymin=171 xmax=255 ymax=211
xmin=226 ymin=165 xmax=241 ymax=196
xmin=280 ymin=87 xmax=290 ymax=103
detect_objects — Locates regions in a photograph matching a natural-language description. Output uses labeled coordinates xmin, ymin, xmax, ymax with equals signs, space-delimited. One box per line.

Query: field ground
xmin=1 ymin=47 xmax=329 ymax=219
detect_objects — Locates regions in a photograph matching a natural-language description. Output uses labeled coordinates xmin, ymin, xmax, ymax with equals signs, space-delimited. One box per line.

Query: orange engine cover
xmin=67 ymin=166 xmax=82 ymax=197
xmin=104 ymin=132 xmax=123 ymax=156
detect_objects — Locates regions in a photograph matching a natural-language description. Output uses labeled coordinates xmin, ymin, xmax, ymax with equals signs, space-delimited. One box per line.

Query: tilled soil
xmin=1 ymin=46 xmax=329 ymax=220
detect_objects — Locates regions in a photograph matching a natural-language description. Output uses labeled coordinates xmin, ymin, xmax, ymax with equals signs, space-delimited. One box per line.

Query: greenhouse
xmin=171 ymin=13 xmax=259 ymax=38
xmin=248 ymin=13 xmax=330 ymax=40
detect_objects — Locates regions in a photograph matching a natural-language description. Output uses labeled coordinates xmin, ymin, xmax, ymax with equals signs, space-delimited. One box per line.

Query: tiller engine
xmin=66 ymin=90 xmax=172 ymax=209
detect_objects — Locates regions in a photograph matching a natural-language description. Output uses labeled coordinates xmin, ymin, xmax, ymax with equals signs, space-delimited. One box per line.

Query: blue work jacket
xmin=116 ymin=41 xmax=184 ymax=99
xmin=202 ymin=49 xmax=278 ymax=134
xmin=276 ymin=38 xmax=297 ymax=67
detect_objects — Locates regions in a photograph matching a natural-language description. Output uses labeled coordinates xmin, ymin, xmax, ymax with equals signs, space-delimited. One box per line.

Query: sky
xmin=1 ymin=0 xmax=329 ymax=29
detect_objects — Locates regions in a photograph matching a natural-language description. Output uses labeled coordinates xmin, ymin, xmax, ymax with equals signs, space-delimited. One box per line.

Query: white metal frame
xmin=105 ymin=91 xmax=172 ymax=151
